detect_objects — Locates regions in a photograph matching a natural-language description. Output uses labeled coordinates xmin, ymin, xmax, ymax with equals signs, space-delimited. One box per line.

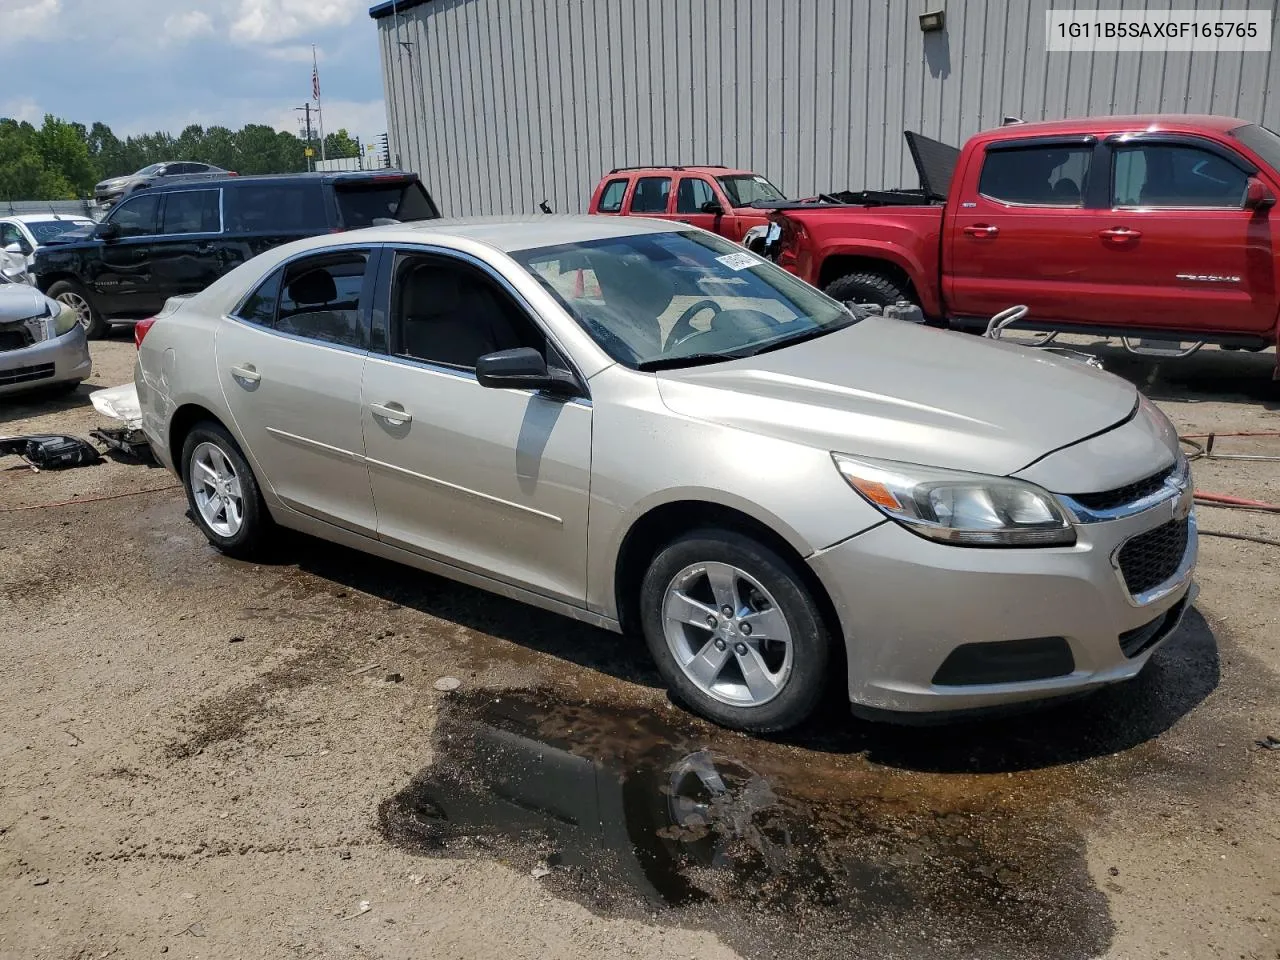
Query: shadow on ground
xmin=1073 ymin=341 xmax=1279 ymax=408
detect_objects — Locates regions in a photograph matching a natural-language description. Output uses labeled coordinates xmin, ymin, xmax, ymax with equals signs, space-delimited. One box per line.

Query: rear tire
xmin=180 ymin=421 xmax=271 ymax=559
xmin=47 ymin=280 xmax=107 ymax=339
xmin=824 ymin=271 xmax=910 ymax=309
xmin=639 ymin=528 xmax=832 ymax=733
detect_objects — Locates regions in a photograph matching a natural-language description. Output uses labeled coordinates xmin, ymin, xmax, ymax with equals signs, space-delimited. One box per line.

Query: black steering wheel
xmin=667 ymin=299 xmax=724 ymax=348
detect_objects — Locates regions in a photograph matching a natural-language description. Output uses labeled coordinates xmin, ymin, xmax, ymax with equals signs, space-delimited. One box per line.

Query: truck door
xmin=96 ymin=192 xmax=164 ymax=318
xmin=625 ymin=176 xmax=674 ymax=222
xmin=673 ymin=175 xmax=736 ymax=237
xmin=945 ymin=137 xmax=1104 ymax=326
xmin=1081 ymin=135 xmax=1277 ymax=336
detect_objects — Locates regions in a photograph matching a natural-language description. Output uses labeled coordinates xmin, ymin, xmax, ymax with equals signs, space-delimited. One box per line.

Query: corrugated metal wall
xmin=376 ymin=0 xmax=1280 ymax=216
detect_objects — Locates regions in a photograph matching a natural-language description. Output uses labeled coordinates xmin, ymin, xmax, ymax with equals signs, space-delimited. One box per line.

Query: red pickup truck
xmin=765 ymin=115 xmax=1280 ymax=355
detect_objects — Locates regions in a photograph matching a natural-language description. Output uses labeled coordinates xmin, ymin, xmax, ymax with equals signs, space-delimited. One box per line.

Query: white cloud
xmin=0 ymin=0 xmax=61 ymax=43
xmin=1 ymin=97 xmax=44 ymax=124
xmin=264 ymin=44 xmax=322 ymax=63
xmin=229 ymin=0 xmax=364 ymax=44
xmin=163 ymin=10 xmax=213 ymax=42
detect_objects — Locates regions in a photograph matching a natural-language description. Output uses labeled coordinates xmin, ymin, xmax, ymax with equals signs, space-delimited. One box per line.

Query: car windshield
xmin=717 ymin=174 xmax=786 ymax=206
xmin=136 ymin=163 xmax=165 ymax=176
xmin=29 ymin=220 xmax=91 ymax=243
xmin=512 ymin=230 xmax=855 ymax=370
xmin=1229 ymin=123 xmax=1280 ymax=172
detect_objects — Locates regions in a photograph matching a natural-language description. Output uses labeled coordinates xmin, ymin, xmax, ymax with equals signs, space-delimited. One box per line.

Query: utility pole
xmin=295 ymin=103 xmax=315 ymax=171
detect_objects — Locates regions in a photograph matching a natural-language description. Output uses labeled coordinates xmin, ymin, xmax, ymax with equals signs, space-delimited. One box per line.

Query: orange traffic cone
xmin=573 ymin=269 xmax=585 ymax=297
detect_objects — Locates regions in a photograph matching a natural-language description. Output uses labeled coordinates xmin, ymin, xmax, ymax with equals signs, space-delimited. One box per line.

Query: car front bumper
xmin=808 ymin=486 xmax=1197 ymax=717
xmin=0 ymin=324 xmax=92 ymax=396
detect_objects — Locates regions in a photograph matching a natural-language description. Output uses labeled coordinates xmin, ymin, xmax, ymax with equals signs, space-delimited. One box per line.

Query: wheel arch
xmin=167 ymin=402 xmax=230 ymax=477
xmin=817 ymin=255 xmax=918 ymax=301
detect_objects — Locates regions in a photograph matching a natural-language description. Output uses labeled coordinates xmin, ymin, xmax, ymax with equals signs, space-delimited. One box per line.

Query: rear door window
xmin=107 ymin=194 xmax=162 ymax=237
xmin=276 ymin=252 xmax=371 ymax=349
xmin=629 ymin=177 xmax=672 ymax=213
xmin=161 ymin=189 xmax=222 ymax=234
xmin=597 ymin=178 xmax=628 ymax=213
xmin=226 ymin=183 xmax=328 ymax=233
xmin=978 ymin=146 xmax=1093 ymax=206
xmin=335 ymin=180 xmax=439 ymax=227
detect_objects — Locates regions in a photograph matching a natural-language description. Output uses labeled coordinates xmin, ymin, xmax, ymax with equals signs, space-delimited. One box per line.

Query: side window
xmin=597 ymin=178 xmax=628 ymax=213
xmin=276 ymin=252 xmax=369 ymax=349
xmin=0 ymin=223 xmax=23 ymax=249
xmin=225 ymin=184 xmax=328 ymax=233
xmin=161 ymin=190 xmax=221 ymax=234
xmin=629 ymin=176 xmax=672 ymax=213
xmin=390 ymin=253 xmax=547 ymax=370
xmin=676 ymin=177 xmax=717 ymax=214
xmin=235 ymin=268 xmax=283 ymax=327
xmin=1112 ymin=144 xmax=1249 ymax=208
xmin=978 ymin=146 xmax=1093 ymax=206
xmin=107 ymin=194 xmax=162 ymax=237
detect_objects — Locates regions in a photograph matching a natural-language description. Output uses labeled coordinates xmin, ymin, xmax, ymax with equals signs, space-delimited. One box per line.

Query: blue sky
xmin=1 ymin=0 xmax=388 ymax=144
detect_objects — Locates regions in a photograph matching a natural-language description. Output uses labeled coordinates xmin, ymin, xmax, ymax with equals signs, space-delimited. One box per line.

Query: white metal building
xmin=371 ymin=0 xmax=1280 ymax=216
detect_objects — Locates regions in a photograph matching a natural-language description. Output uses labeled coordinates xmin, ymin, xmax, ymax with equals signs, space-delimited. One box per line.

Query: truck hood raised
xmin=654 ymin=318 xmax=1138 ymax=479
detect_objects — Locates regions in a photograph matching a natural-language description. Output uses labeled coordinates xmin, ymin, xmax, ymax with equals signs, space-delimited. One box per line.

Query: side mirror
xmin=1245 ymin=176 xmax=1275 ymax=211
xmin=2 ymin=242 xmax=22 ymax=256
xmin=701 ymin=200 xmax=725 ymax=215
xmin=475 ymin=347 xmax=580 ymax=396
xmin=96 ymin=221 xmax=121 ymax=241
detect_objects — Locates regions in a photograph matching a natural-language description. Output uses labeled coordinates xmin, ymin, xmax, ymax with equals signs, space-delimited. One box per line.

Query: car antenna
xmin=1002 ymin=115 xmax=1025 ymax=125
xmin=539 ymin=199 xmax=552 ymax=214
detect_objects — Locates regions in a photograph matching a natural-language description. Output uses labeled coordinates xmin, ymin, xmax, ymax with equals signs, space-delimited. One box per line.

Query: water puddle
xmin=379 ymin=689 xmax=1113 ymax=959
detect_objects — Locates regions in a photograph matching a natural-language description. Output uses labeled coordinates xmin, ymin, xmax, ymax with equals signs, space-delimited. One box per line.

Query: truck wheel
xmin=824 ymin=271 xmax=911 ymax=309
xmin=47 ymin=280 xmax=108 ymax=339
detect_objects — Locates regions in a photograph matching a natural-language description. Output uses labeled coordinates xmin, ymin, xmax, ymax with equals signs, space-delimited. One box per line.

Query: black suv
xmin=37 ymin=171 xmax=440 ymax=337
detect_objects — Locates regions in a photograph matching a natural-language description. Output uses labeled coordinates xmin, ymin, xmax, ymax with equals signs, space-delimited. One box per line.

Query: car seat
xmin=398 ymin=263 xmax=529 ymax=367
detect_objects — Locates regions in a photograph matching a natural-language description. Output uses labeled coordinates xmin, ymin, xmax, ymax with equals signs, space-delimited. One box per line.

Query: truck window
xmin=1112 ymin=144 xmax=1248 ymax=209
xmin=226 ymin=184 xmax=328 ymax=233
xmin=161 ymin=190 xmax=222 ymax=235
xmin=335 ymin=180 xmax=439 ymax=227
xmin=717 ymin=174 xmax=785 ymax=206
xmin=597 ymin=178 xmax=628 ymax=213
xmin=676 ymin=177 xmax=717 ymax=213
xmin=630 ymin=177 xmax=671 ymax=213
xmin=107 ymin=194 xmax=162 ymax=237
xmin=978 ymin=146 xmax=1092 ymax=207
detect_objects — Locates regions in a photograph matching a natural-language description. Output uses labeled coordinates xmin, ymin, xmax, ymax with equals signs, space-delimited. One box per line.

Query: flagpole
xmin=313 ymin=45 xmax=327 ymax=161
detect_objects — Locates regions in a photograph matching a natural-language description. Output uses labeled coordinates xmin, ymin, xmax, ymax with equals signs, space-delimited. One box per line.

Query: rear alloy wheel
xmin=181 ymin=422 xmax=270 ymax=559
xmin=640 ymin=529 xmax=831 ymax=732
xmin=46 ymin=280 xmax=107 ymax=339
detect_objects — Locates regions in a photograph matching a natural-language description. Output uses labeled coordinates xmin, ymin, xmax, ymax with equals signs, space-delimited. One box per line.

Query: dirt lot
xmin=1 ymin=334 xmax=1278 ymax=960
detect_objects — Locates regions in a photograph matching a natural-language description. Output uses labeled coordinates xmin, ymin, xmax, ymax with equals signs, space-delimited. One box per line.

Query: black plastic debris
xmin=89 ymin=426 xmax=153 ymax=463
xmin=0 ymin=434 xmax=101 ymax=470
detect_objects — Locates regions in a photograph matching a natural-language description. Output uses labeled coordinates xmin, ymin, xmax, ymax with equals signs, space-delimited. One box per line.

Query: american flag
xmin=312 ymin=65 xmax=320 ymax=101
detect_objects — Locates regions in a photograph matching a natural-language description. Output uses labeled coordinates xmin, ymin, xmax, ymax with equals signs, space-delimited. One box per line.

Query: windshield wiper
xmin=636 ymin=352 xmax=746 ymax=372
xmin=734 ymin=316 xmax=859 ymax=359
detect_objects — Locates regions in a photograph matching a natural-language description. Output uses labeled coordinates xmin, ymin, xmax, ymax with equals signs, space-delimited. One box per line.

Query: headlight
xmin=833 ymin=454 xmax=1076 ymax=547
xmin=50 ymin=302 xmax=80 ymax=337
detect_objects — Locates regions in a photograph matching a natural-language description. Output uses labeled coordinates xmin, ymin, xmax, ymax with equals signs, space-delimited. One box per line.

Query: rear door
xmin=626 ymin=176 xmax=674 ymax=222
xmin=1083 ymin=135 xmax=1276 ymax=335
xmin=150 ymin=188 xmax=227 ymax=301
xmin=95 ymin=192 xmax=166 ymax=317
xmin=945 ymin=137 xmax=1104 ymax=325
xmin=215 ymin=247 xmax=377 ymax=533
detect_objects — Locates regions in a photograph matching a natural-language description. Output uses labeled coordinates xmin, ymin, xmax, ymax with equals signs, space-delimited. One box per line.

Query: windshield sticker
xmin=716 ymin=251 xmax=762 ymax=271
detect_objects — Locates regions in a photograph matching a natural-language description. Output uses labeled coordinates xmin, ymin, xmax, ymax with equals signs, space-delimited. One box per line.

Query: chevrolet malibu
xmin=134 ymin=217 xmax=1196 ymax=732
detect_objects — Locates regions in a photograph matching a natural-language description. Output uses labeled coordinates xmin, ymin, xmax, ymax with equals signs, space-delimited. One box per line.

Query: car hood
xmin=42 ymin=226 xmax=95 ymax=245
xmin=654 ymin=318 xmax=1138 ymax=478
xmin=0 ymin=285 xmax=55 ymax=323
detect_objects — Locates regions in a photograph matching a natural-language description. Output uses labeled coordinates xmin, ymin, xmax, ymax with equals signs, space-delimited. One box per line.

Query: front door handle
xmin=963 ymin=224 xmax=999 ymax=238
xmin=1099 ymin=227 xmax=1142 ymax=243
xmin=230 ymin=364 xmax=261 ymax=384
xmin=370 ymin=401 xmax=412 ymax=425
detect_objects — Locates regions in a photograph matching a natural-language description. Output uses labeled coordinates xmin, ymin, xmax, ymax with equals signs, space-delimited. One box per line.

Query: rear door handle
xmin=1099 ymin=227 xmax=1142 ymax=242
xmin=370 ymin=401 xmax=412 ymax=425
xmin=962 ymin=224 xmax=999 ymax=238
xmin=230 ymin=364 xmax=261 ymax=384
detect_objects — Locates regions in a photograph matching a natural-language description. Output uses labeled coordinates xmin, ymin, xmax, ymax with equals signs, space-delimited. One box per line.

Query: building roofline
xmin=369 ymin=0 xmax=434 ymax=19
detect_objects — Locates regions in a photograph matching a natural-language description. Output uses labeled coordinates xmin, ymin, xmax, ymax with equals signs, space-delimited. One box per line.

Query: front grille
xmin=0 ymin=329 xmax=33 ymax=352
xmin=1117 ymin=518 xmax=1190 ymax=596
xmin=0 ymin=362 xmax=55 ymax=386
xmin=1071 ymin=465 xmax=1174 ymax=512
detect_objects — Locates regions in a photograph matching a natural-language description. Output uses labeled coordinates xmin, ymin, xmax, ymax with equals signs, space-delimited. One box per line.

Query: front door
xmin=150 ymin=187 xmax=228 ymax=301
xmin=673 ymin=175 xmax=735 ymax=236
xmin=215 ymin=247 xmax=377 ymax=534
xmin=362 ymin=249 xmax=592 ymax=604
xmin=1080 ymin=138 xmax=1279 ymax=336
xmin=95 ymin=192 xmax=165 ymax=318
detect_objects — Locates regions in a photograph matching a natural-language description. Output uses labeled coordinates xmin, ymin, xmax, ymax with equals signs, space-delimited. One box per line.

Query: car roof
xmin=605 ymin=165 xmax=756 ymax=177
xmin=1 ymin=214 xmax=94 ymax=224
xmin=148 ymin=170 xmax=419 ymax=192
xmin=978 ymin=114 xmax=1250 ymax=142
xmin=373 ymin=214 xmax=686 ymax=251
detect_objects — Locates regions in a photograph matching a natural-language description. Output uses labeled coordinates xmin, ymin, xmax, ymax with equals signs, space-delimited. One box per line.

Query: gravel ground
xmin=1 ymin=334 xmax=1277 ymax=960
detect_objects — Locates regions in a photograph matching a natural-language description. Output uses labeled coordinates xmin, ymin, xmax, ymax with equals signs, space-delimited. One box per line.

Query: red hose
xmin=1194 ymin=491 xmax=1280 ymax=512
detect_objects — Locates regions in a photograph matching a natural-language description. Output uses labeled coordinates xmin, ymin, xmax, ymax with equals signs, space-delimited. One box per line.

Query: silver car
xmin=135 ymin=217 xmax=1196 ymax=732
xmin=0 ymin=284 xmax=92 ymax=396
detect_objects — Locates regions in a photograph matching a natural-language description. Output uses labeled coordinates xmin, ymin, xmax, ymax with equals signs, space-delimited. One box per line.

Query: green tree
xmin=33 ymin=116 xmax=97 ymax=196
xmin=323 ymin=128 xmax=360 ymax=159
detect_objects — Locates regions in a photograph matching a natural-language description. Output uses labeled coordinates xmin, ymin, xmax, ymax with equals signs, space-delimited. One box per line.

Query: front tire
xmin=47 ymin=280 xmax=108 ymax=339
xmin=180 ymin=421 xmax=270 ymax=559
xmin=639 ymin=529 xmax=832 ymax=732
xmin=824 ymin=271 xmax=911 ymax=309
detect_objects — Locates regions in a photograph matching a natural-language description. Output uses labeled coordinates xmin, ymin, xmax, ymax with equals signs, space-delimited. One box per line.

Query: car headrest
xmin=401 ymin=264 xmax=463 ymax=318
xmin=287 ymin=268 xmax=337 ymax=306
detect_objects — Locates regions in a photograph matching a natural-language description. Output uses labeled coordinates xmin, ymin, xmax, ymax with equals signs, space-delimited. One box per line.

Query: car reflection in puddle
xmin=379 ymin=690 xmax=1111 ymax=960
